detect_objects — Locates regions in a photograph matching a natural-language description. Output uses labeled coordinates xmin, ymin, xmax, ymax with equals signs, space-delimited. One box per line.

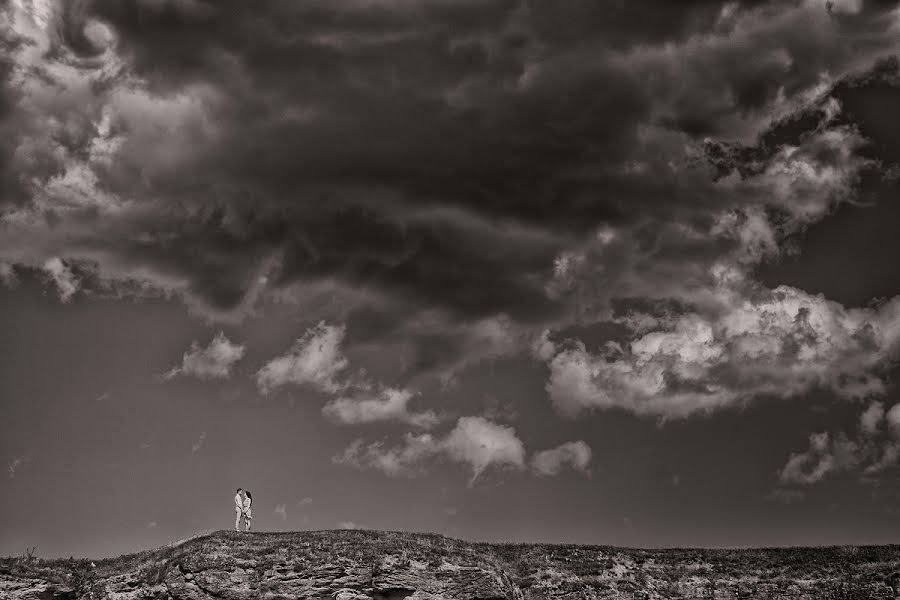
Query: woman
xmin=234 ymin=488 xmax=244 ymax=531
xmin=242 ymin=490 xmax=252 ymax=531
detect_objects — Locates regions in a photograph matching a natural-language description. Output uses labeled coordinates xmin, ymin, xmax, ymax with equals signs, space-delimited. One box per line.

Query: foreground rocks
xmin=2 ymin=530 xmax=900 ymax=599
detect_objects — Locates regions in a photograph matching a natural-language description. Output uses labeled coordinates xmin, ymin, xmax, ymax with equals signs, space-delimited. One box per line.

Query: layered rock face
xmin=2 ymin=531 xmax=900 ymax=600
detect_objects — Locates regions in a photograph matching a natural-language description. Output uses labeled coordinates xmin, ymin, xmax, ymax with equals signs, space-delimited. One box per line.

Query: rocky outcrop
xmin=2 ymin=531 xmax=900 ymax=600
xmin=0 ymin=575 xmax=74 ymax=600
xmin=158 ymin=556 xmax=512 ymax=600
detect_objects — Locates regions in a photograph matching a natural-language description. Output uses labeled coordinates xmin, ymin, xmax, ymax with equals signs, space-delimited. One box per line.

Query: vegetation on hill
xmin=3 ymin=530 xmax=900 ymax=599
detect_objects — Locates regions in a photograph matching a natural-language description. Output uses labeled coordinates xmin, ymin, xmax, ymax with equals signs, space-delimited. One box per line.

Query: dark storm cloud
xmin=0 ymin=10 xmax=29 ymax=211
xmin=2 ymin=0 xmax=900 ymax=375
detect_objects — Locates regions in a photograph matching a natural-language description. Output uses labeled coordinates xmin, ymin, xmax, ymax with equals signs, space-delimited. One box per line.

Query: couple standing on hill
xmin=234 ymin=488 xmax=253 ymax=531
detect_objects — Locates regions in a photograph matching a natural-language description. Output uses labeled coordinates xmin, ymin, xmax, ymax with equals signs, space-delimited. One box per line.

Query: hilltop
xmin=2 ymin=530 xmax=900 ymax=599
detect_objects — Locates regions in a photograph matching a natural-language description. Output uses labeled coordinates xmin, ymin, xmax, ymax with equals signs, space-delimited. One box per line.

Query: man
xmin=242 ymin=490 xmax=253 ymax=531
xmin=234 ymin=488 xmax=244 ymax=531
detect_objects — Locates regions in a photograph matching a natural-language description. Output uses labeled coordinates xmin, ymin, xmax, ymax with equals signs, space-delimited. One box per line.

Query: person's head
xmin=245 ymin=491 xmax=252 ymax=501
xmin=236 ymin=488 xmax=242 ymax=494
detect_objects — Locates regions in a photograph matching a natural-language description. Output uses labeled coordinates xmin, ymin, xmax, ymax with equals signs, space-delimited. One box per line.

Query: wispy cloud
xmin=323 ymin=388 xmax=439 ymax=429
xmin=0 ymin=262 xmax=18 ymax=288
xmin=191 ymin=432 xmax=207 ymax=454
xmin=774 ymin=401 xmax=900 ymax=493
xmin=766 ymin=489 xmax=805 ymax=505
xmin=7 ymin=456 xmax=30 ymax=479
xmin=261 ymin=321 xmax=438 ymax=428
xmin=165 ymin=333 xmax=246 ymax=380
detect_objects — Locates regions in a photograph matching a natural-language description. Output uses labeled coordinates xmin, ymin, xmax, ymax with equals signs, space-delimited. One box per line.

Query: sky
xmin=2 ymin=0 xmax=900 ymax=558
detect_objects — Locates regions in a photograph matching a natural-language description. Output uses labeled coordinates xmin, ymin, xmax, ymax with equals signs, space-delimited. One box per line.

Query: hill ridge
xmin=3 ymin=529 xmax=900 ymax=599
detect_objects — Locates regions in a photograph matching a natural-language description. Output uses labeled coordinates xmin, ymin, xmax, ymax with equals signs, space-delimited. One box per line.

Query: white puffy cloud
xmin=334 ymin=416 xmax=526 ymax=484
xmin=256 ymin=322 xmax=349 ymax=394
xmin=540 ymin=280 xmax=900 ymax=420
xmin=323 ymin=388 xmax=438 ymax=429
xmin=41 ymin=258 xmax=80 ymax=303
xmin=531 ymin=441 xmax=592 ymax=477
xmin=165 ymin=333 xmax=246 ymax=380
xmin=440 ymin=417 xmax=527 ymax=483
xmin=274 ymin=504 xmax=287 ymax=520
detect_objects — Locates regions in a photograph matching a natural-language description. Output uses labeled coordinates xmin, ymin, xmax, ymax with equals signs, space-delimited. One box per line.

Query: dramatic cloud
xmin=3 ymin=0 xmax=900 ymax=505
xmin=2 ymin=0 xmax=898 ymax=327
xmin=323 ymin=388 xmax=439 ymax=429
xmin=531 ymin=441 xmax=592 ymax=477
xmin=335 ymin=416 xmax=526 ymax=484
xmin=165 ymin=333 xmax=246 ymax=380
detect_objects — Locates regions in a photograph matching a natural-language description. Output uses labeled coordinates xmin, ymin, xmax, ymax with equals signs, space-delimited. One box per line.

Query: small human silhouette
xmin=242 ymin=491 xmax=253 ymax=531
xmin=234 ymin=488 xmax=244 ymax=531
